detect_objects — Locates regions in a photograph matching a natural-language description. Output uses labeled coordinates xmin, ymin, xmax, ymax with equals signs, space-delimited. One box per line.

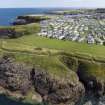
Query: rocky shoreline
xmin=12 ymin=15 xmax=50 ymax=25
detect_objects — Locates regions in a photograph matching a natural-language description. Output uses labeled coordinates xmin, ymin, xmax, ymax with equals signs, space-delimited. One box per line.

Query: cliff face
xmin=0 ymin=53 xmax=105 ymax=105
xmin=0 ymin=56 xmax=31 ymax=93
xmin=60 ymin=55 xmax=105 ymax=97
xmin=32 ymin=68 xmax=84 ymax=105
xmin=78 ymin=61 xmax=105 ymax=96
xmin=0 ymin=56 xmax=85 ymax=105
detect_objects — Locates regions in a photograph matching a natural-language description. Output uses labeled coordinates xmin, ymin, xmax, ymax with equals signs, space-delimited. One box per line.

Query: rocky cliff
xmin=0 ymin=53 xmax=105 ymax=105
xmin=13 ymin=15 xmax=50 ymax=25
xmin=60 ymin=55 xmax=105 ymax=97
xmin=0 ymin=55 xmax=85 ymax=105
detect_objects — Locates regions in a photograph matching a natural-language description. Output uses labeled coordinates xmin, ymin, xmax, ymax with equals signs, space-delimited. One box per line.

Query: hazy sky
xmin=0 ymin=0 xmax=105 ymax=8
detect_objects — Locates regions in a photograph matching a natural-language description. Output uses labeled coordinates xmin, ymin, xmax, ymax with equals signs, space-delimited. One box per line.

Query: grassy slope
xmin=4 ymin=34 xmax=105 ymax=58
xmin=0 ymin=35 xmax=78 ymax=80
xmin=0 ymin=33 xmax=105 ymax=79
xmin=0 ymin=23 xmax=105 ymax=104
xmin=0 ymin=21 xmax=105 ymax=80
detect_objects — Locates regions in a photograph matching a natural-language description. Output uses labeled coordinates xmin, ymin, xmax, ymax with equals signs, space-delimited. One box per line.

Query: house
xmin=39 ymin=14 xmax=105 ymax=46
xmin=87 ymin=35 xmax=95 ymax=44
xmin=58 ymin=35 xmax=65 ymax=40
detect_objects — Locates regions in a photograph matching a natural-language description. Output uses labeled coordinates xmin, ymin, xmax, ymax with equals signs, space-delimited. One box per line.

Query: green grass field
xmin=3 ymin=34 xmax=105 ymax=58
xmin=0 ymin=22 xmax=105 ymax=84
xmin=0 ymin=33 xmax=105 ymax=79
xmin=0 ymin=23 xmax=105 ymax=104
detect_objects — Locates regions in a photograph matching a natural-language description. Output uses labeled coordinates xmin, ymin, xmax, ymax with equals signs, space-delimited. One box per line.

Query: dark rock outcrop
xmin=32 ymin=68 xmax=85 ymax=105
xmin=77 ymin=61 xmax=105 ymax=97
xmin=60 ymin=55 xmax=105 ymax=97
xmin=0 ymin=28 xmax=16 ymax=38
xmin=0 ymin=56 xmax=85 ymax=105
xmin=0 ymin=28 xmax=24 ymax=38
xmin=0 ymin=56 xmax=31 ymax=94
xmin=13 ymin=15 xmax=49 ymax=25
xmin=12 ymin=19 xmax=27 ymax=25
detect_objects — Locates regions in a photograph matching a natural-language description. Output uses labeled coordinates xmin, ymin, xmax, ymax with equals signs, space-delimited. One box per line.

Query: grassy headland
xmin=0 ymin=14 xmax=105 ymax=104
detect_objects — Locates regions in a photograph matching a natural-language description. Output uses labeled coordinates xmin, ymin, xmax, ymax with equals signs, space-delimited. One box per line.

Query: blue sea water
xmin=0 ymin=8 xmax=64 ymax=26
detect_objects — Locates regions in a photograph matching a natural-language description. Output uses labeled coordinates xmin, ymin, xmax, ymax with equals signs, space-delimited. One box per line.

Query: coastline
xmin=0 ymin=8 xmax=105 ymax=105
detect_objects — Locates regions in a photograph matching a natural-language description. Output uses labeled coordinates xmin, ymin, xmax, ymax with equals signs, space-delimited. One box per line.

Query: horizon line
xmin=0 ymin=7 xmax=103 ymax=9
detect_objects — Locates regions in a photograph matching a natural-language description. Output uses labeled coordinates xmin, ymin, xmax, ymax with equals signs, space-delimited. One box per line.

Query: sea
xmin=0 ymin=8 xmax=66 ymax=26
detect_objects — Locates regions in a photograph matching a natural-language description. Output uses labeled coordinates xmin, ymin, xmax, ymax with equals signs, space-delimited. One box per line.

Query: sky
xmin=0 ymin=0 xmax=105 ymax=8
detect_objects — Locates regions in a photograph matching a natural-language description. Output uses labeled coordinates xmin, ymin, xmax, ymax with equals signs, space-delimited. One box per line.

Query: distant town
xmin=39 ymin=9 xmax=105 ymax=45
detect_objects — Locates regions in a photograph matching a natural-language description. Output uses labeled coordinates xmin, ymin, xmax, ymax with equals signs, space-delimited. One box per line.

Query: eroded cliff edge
xmin=0 ymin=51 xmax=105 ymax=105
xmin=60 ymin=54 xmax=105 ymax=97
xmin=0 ymin=55 xmax=85 ymax=105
